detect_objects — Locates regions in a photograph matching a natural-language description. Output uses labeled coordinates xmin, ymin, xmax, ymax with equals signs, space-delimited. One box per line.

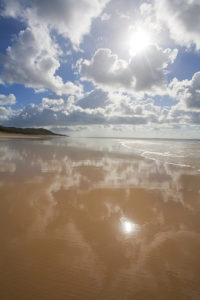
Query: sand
xmin=0 ymin=137 xmax=200 ymax=300
xmin=0 ymin=132 xmax=55 ymax=138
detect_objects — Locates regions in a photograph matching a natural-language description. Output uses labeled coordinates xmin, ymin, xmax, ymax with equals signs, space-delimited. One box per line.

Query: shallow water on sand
xmin=0 ymin=137 xmax=200 ymax=300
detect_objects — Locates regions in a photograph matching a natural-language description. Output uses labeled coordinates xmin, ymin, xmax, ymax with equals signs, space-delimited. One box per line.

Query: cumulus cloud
xmin=41 ymin=98 xmax=65 ymax=111
xmin=0 ymin=93 xmax=16 ymax=105
xmin=162 ymin=72 xmax=200 ymax=126
xmin=155 ymin=0 xmax=200 ymax=49
xmin=3 ymin=90 xmax=169 ymax=128
xmin=81 ymin=46 xmax=177 ymax=95
xmin=170 ymin=72 xmax=200 ymax=110
xmin=5 ymin=103 xmax=105 ymax=127
xmin=2 ymin=87 xmax=199 ymax=128
xmin=168 ymin=106 xmax=200 ymax=125
xmin=100 ymin=13 xmax=111 ymax=21
xmin=0 ymin=93 xmax=16 ymax=121
xmin=1 ymin=0 xmax=110 ymax=46
xmin=0 ymin=26 xmax=83 ymax=96
xmin=0 ymin=0 xmax=107 ymax=94
xmin=0 ymin=106 xmax=14 ymax=121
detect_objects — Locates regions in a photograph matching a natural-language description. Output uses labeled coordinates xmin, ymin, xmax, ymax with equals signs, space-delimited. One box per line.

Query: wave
xmin=119 ymin=140 xmax=200 ymax=171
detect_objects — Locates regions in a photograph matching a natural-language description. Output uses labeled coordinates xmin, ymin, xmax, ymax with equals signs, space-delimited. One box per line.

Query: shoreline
xmin=0 ymin=132 xmax=59 ymax=138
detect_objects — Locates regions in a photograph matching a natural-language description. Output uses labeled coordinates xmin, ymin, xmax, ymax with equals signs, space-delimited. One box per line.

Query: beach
xmin=0 ymin=137 xmax=200 ymax=299
xmin=0 ymin=132 xmax=59 ymax=138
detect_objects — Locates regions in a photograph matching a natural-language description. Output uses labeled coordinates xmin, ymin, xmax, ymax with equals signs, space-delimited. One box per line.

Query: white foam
xmin=141 ymin=151 xmax=185 ymax=158
xmin=166 ymin=162 xmax=191 ymax=168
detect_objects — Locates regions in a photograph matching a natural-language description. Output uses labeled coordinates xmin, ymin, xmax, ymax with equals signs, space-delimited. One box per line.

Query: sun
xmin=129 ymin=28 xmax=152 ymax=55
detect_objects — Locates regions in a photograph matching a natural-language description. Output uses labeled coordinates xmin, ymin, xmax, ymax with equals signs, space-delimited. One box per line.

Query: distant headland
xmin=0 ymin=125 xmax=67 ymax=137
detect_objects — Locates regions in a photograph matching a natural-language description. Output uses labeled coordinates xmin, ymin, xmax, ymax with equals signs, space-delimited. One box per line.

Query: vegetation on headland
xmin=0 ymin=125 xmax=67 ymax=136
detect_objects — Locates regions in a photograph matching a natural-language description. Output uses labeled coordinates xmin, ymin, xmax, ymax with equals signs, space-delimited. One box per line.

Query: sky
xmin=0 ymin=0 xmax=200 ymax=138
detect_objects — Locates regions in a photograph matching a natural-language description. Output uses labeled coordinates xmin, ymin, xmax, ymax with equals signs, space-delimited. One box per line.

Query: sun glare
xmin=120 ymin=217 xmax=138 ymax=235
xmin=129 ymin=28 xmax=152 ymax=54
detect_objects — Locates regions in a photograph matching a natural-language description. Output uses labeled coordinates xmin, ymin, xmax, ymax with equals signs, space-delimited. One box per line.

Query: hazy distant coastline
xmin=0 ymin=125 xmax=66 ymax=138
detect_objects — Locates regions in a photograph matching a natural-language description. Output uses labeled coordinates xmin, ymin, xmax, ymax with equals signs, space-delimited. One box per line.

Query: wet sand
xmin=0 ymin=132 xmax=57 ymax=138
xmin=0 ymin=132 xmax=36 ymax=138
xmin=0 ymin=137 xmax=200 ymax=299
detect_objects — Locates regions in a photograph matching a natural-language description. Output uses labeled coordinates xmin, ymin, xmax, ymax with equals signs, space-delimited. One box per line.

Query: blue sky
xmin=0 ymin=0 xmax=200 ymax=138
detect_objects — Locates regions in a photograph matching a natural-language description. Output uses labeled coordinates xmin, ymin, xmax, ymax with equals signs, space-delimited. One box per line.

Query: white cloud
xmin=0 ymin=25 xmax=83 ymax=96
xmin=0 ymin=106 xmax=14 ymax=121
xmin=2 ymin=87 xmax=199 ymax=129
xmin=100 ymin=13 xmax=111 ymax=21
xmin=0 ymin=25 xmax=60 ymax=90
xmin=0 ymin=0 xmax=108 ymax=94
xmin=81 ymin=46 xmax=177 ymax=96
xmin=61 ymin=81 xmax=83 ymax=98
xmin=1 ymin=0 xmax=110 ymax=46
xmin=168 ymin=106 xmax=200 ymax=125
xmin=42 ymin=98 xmax=65 ymax=111
xmin=3 ymin=91 xmax=167 ymax=128
xmin=155 ymin=0 xmax=200 ymax=49
xmin=170 ymin=72 xmax=200 ymax=110
xmin=0 ymin=94 xmax=16 ymax=105
xmin=163 ymin=72 xmax=200 ymax=125
xmin=140 ymin=2 xmax=153 ymax=16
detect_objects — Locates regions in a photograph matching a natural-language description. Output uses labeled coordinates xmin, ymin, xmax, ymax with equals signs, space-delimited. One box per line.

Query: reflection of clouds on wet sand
xmin=0 ymin=138 xmax=199 ymax=233
xmin=0 ymin=138 xmax=200 ymax=299
xmin=108 ymin=230 xmax=200 ymax=299
xmin=0 ymin=145 xmax=19 ymax=173
xmin=2 ymin=184 xmax=199 ymax=298
xmin=0 ymin=161 xmax=16 ymax=172
xmin=2 ymin=138 xmax=197 ymax=206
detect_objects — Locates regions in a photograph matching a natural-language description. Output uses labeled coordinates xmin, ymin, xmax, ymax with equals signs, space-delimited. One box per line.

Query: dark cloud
xmin=77 ymin=89 xmax=109 ymax=109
